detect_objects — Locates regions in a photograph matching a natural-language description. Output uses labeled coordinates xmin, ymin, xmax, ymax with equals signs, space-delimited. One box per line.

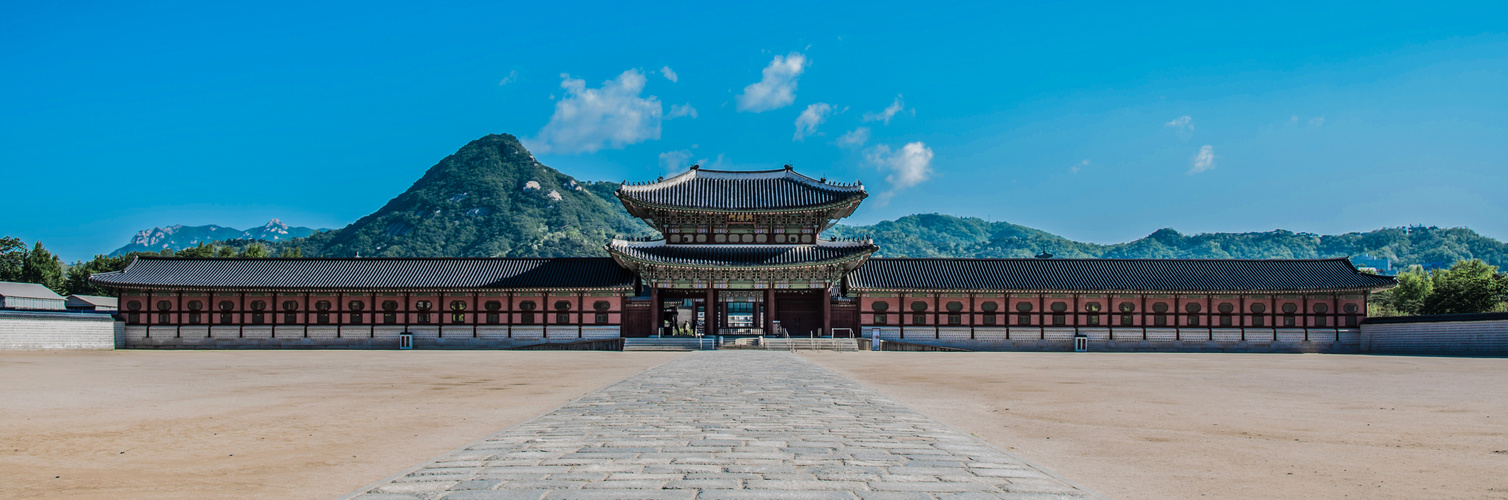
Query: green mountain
xmin=134 ymin=133 xmax=1507 ymax=271
xmin=310 ymin=134 xmax=651 ymax=257
xmin=824 ymin=214 xmax=1508 ymax=269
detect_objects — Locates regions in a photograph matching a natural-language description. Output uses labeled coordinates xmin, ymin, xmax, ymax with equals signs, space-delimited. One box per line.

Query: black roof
xmin=846 ymin=258 xmax=1396 ymax=293
xmin=608 ymin=240 xmax=877 ymax=268
xmin=616 ymin=167 xmax=866 ymax=211
xmin=89 ymin=257 xmax=636 ymax=291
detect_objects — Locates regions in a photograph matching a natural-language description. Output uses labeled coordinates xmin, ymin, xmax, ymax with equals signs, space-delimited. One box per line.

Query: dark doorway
xmin=775 ymin=290 xmax=824 ymax=336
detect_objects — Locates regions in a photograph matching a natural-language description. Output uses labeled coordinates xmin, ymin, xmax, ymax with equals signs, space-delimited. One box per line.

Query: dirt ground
xmin=806 ymin=352 xmax=1508 ymax=500
xmin=0 ymin=350 xmax=682 ymax=500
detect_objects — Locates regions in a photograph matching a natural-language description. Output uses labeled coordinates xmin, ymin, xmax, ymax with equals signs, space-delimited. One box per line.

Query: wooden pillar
xmin=649 ymin=285 xmax=660 ymax=336
xmin=1271 ymin=295 xmax=1278 ymax=342
xmin=1038 ymin=294 xmax=1045 ymax=340
xmin=822 ymin=285 xmax=832 ymax=338
xmin=1003 ymin=292 xmax=1011 ymax=340
xmin=1238 ymin=294 xmax=1246 ymax=341
xmin=1140 ymin=294 xmax=1147 ymax=340
xmin=472 ymin=292 xmax=479 ymax=338
xmin=968 ymin=293 xmax=976 ymax=340
xmin=704 ymin=286 xmax=715 ymax=335
xmin=577 ymin=292 xmax=584 ymax=339
xmin=897 ymin=293 xmax=905 ymax=340
xmin=764 ymin=287 xmax=775 ymax=335
xmin=1302 ymin=294 xmax=1310 ymax=342
xmin=506 ymin=292 xmax=514 ymax=339
xmin=1173 ymin=295 xmax=1181 ymax=341
xmin=1206 ymin=294 xmax=1213 ymax=341
xmin=1072 ymin=294 xmax=1079 ymax=336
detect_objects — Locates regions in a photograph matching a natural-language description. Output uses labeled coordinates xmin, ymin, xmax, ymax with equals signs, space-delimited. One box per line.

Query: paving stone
xmin=345 ymin=352 xmax=1095 ymax=500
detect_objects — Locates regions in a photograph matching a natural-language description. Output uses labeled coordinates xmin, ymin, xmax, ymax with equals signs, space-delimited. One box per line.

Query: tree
xmin=277 ymin=246 xmax=302 ymax=258
xmin=0 ymin=236 xmax=25 ymax=282
xmin=1420 ymin=259 xmax=1508 ymax=315
xmin=1389 ymin=265 xmax=1433 ymax=315
xmin=176 ymin=242 xmax=221 ymax=258
xmin=239 ymin=242 xmax=269 ymax=258
xmin=19 ymin=241 xmax=65 ymax=293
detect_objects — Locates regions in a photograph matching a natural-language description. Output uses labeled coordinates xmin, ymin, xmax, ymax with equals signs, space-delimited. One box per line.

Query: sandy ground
xmin=806 ymin=352 xmax=1508 ymax=500
xmin=0 ymin=350 xmax=682 ymax=500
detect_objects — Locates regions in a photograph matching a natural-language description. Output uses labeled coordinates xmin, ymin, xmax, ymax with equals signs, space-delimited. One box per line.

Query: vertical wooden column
xmin=1302 ymin=295 xmax=1310 ymax=342
xmin=1038 ymin=294 xmax=1045 ymax=340
xmin=1238 ymin=294 xmax=1246 ymax=341
xmin=704 ymin=286 xmax=715 ymax=335
xmin=1173 ymin=295 xmax=1181 ymax=341
xmin=968 ymin=293 xmax=976 ymax=340
xmin=1206 ymin=295 xmax=1218 ymax=341
xmin=821 ymin=285 xmax=832 ymax=338
xmin=649 ymin=285 xmax=660 ymax=336
xmin=764 ymin=287 xmax=774 ymax=335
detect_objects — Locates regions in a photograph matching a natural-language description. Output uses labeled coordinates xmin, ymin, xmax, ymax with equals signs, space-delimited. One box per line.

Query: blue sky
xmin=3 ymin=1 xmax=1506 ymax=261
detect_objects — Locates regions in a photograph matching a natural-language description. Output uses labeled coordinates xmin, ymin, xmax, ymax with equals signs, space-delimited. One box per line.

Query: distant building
xmin=0 ymin=282 xmax=66 ymax=311
xmin=66 ymin=295 xmax=119 ymax=311
xmin=1351 ymin=254 xmax=1393 ymax=275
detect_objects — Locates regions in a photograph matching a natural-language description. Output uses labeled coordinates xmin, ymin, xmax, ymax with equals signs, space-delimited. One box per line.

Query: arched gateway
xmin=91 ymin=165 xmax=1395 ymax=350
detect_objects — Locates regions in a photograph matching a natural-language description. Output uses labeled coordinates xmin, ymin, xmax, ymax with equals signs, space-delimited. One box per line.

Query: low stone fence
xmin=862 ymin=326 xmax=1359 ymax=353
xmin=0 ymin=310 xmax=120 ymax=350
xmin=1361 ymin=313 xmax=1508 ymax=356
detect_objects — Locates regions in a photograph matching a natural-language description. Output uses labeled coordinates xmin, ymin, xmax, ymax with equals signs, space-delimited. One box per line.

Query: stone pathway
xmin=346 ymin=351 xmax=1100 ymax=500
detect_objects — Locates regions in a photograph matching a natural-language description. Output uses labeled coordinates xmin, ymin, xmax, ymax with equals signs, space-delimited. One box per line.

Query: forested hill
xmin=824 ymin=214 xmax=1508 ymax=269
xmin=305 ymin=133 xmax=652 ymax=258
xmin=119 ymin=133 xmax=1507 ymax=269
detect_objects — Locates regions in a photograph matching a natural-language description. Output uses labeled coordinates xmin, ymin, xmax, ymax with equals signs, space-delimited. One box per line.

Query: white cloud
xmin=1165 ymin=115 xmax=1192 ymax=130
xmin=792 ymin=103 xmax=832 ymax=141
xmin=862 ymin=95 xmax=909 ymax=124
xmin=736 ymin=53 xmax=807 ymax=112
xmin=1308 ymin=116 xmax=1325 ymax=127
xmin=498 ymin=70 xmax=518 ymax=86
xmin=658 ymin=150 xmax=694 ymax=173
xmin=668 ymin=103 xmax=698 ymax=119
xmin=660 ymin=66 xmax=678 ymax=83
xmin=836 ymin=127 xmax=870 ymax=148
xmin=1072 ymin=159 xmax=1089 ymax=174
xmin=528 ymin=70 xmax=662 ymax=154
xmin=1189 ymin=145 xmax=1216 ymax=174
xmin=864 ymin=141 xmax=934 ymax=205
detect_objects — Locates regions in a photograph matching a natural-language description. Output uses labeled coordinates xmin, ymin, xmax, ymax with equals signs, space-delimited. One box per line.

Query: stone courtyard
xmin=346 ymin=351 xmax=1099 ymax=500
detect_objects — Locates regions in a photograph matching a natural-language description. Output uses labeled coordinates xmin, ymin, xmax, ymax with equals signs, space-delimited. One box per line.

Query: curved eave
xmin=616 ymin=194 xmax=866 ymax=219
xmin=606 ymin=246 xmax=877 ymax=271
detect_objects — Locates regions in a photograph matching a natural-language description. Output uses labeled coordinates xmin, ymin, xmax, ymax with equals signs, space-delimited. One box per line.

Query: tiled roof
xmin=846 ymin=258 xmax=1397 ymax=293
xmin=0 ymin=281 xmax=64 ymax=300
xmin=89 ymin=257 xmax=636 ymax=291
xmin=616 ymin=166 xmax=866 ymax=211
xmin=608 ymin=240 xmax=877 ymax=267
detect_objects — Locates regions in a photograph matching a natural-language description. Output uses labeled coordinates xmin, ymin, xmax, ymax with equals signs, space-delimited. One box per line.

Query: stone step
xmin=622 ymin=337 xmax=716 ymax=351
xmin=762 ymin=338 xmax=860 ymax=351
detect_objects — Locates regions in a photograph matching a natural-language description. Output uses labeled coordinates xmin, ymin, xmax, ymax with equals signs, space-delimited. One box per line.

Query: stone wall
xmin=864 ymin=326 xmax=1360 ymax=353
xmin=0 ymin=310 xmax=119 ymax=350
xmin=1361 ymin=313 xmax=1508 ymax=356
xmin=119 ymin=325 xmax=620 ymax=349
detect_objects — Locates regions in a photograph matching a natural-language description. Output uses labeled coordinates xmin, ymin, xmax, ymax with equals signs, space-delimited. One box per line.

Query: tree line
xmin=0 ymin=236 xmax=300 ymax=297
xmin=1367 ymin=259 xmax=1508 ymax=316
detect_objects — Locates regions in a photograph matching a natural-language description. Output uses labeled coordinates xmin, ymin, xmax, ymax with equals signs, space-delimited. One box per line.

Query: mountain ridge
xmin=110 ymin=134 xmax=1508 ymax=271
xmin=111 ymin=219 xmax=319 ymax=257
